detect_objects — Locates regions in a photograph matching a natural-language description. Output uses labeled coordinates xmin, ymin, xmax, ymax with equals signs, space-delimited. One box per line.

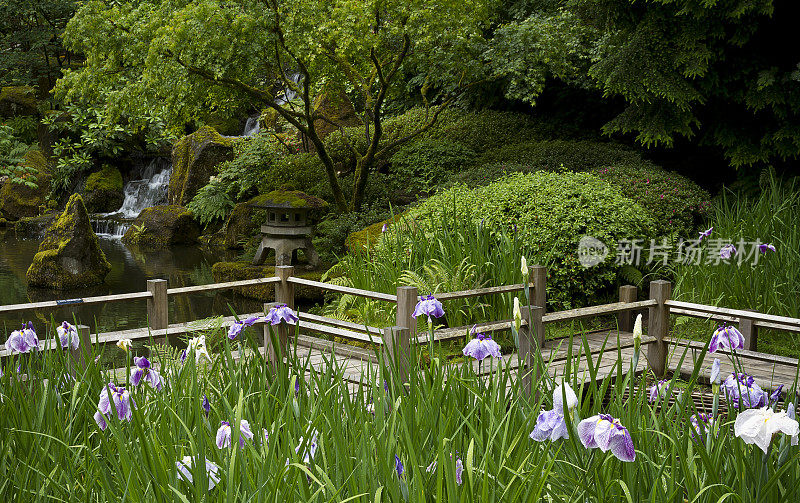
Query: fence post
xmin=618 ymin=285 xmax=638 ymax=332
xmin=147 ymin=279 xmax=168 ymax=343
xmin=275 ymin=266 xmax=295 ymax=309
xmin=531 ymin=265 xmax=546 ymax=312
xmin=396 ymin=286 xmax=418 ymax=336
xmin=383 ymin=326 xmax=410 ymax=385
xmin=263 ymin=302 xmax=287 ymax=367
xmin=70 ymin=324 xmax=92 ymax=370
xmin=646 ymin=280 xmax=671 ymax=377
xmin=519 ymin=305 xmax=544 ymax=399
xmin=272 ymin=266 xmax=295 ymax=363
xmin=739 ymin=312 xmax=758 ymax=351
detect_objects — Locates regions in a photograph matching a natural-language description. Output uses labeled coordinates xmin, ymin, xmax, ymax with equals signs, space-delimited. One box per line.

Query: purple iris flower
xmin=530 ymin=409 xmax=569 ymax=441
xmin=689 ymin=413 xmax=715 ymax=439
xmin=759 ymin=243 xmax=776 ymax=254
xmin=94 ymin=383 xmax=135 ymax=430
xmin=648 ymin=379 xmax=671 ymax=404
xmin=265 ymin=304 xmax=298 ymax=325
xmin=709 ymin=325 xmax=745 ymax=353
xmin=382 ymin=223 xmax=388 ymax=233
xmin=294 ymin=430 xmax=319 ymax=463
xmin=6 ymin=322 xmax=39 ymax=354
xmin=770 ymin=385 xmax=784 ymax=404
xmin=720 ymin=244 xmax=737 ymax=259
xmin=412 ymin=295 xmax=444 ymax=322
xmin=425 ymin=456 xmax=463 ymax=485
xmin=698 ymin=227 xmax=713 ymax=241
xmin=57 ymin=321 xmax=79 ymax=350
xmin=216 ymin=420 xmax=254 ymax=449
xmin=295 ymin=378 xmax=301 ymax=395
xmin=130 ymin=356 xmax=163 ymax=391
xmin=228 ymin=316 xmax=263 ymax=339
xmin=202 ymin=394 xmax=210 ymax=416
xmin=722 ymin=372 xmax=767 ymax=408
xmin=462 ymin=326 xmax=502 ymax=361
xmin=577 ymin=414 xmax=636 ymax=462
xmin=395 ymin=455 xmax=404 ymax=478
xmin=176 ymin=456 xmax=220 ymax=490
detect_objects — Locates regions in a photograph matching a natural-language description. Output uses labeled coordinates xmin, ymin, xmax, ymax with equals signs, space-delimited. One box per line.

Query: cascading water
xmin=91 ymin=158 xmax=172 ymax=238
xmin=243 ymin=115 xmax=261 ymax=136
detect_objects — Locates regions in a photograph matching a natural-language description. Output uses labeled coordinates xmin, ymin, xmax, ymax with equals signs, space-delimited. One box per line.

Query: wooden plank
xmin=167 ymin=277 xmax=280 ymax=296
xmin=417 ymin=319 xmax=514 ymax=343
xmin=299 ymin=320 xmax=383 ymax=345
xmin=670 ymin=307 xmax=737 ymax=323
xmin=0 ymin=291 xmax=153 ymax=314
xmin=436 ymin=283 xmax=525 ymax=301
xmin=665 ymin=300 xmax=800 ymax=330
xmin=664 ymin=337 xmax=799 ymax=367
xmin=542 ymin=300 xmax=657 ymax=323
xmin=298 ymin=312 xmax=383 ymax=337
xmin=287 ymin=277 xmax=397 ymax=303
xmin=295 ymin=334 xmax=378 ymax=362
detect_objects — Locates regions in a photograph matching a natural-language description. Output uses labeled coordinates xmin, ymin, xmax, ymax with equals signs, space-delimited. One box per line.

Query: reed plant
xmin=1 ymin=316 xmax=800 ymax=501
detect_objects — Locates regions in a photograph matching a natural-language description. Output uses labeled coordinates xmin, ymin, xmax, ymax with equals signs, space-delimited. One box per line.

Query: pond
xmin=0 ymin=230 xmax=263 ymax=336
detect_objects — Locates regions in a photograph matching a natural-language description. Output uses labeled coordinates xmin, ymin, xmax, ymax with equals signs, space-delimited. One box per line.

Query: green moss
xmin=252 ymin=189 xmax=329 ymax=210
xmin=0 ymin=86 xmax=38 ymax=116
xmin=86 ymin=165 xmax=123 ymax=192
xmin=0 ymin=149 xmax=50 ymax=220
xmin=211 ymin=261 xmax=325 ymax=302
xmin=345 ymin=213 xmax=405 ymax=252
xmin=121 ymin=205 xmax=200 ymax=248
xmin=169 ymin=126 xmax=235 ymax=206
xmin=25 ymin=194 xmax=111 ymax=289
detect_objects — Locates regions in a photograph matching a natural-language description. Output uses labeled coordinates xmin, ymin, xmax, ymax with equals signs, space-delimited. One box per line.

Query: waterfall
xmin=243 ymin=115 xmax=261 ymax=137
xmin=275 ymin=73 xmax=301 ymax=105
xmin=92 ymin=157 xmax=172 ymax=239
xmin=117 ymin=158 xmax=172 ymax=218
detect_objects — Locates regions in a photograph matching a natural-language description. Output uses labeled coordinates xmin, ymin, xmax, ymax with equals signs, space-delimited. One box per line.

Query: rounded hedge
xmin=397 ymin=172 xmax=657 ymax=308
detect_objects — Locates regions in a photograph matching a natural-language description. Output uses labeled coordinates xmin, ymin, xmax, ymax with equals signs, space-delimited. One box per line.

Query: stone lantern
xmin=249 ymin=189 xmax=328 ymax=268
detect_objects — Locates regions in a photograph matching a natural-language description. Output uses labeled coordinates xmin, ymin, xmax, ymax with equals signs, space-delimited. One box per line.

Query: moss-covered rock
xmin=0 ymin=149 xmax=50 ymax=220
xmin=169 ymin=126 xmax=234 ymax=206
xmin=311 ymin=88 xmax=362 ymax=140
xmin=344 ymin=213 xmax=405 ymax=252
xmin=0 ymin=86 xmax=38 ymax=117
xmin=26 ymin=194 xmax=111 ymax=289
xmin=83 ymin=165 xmax=124 ymax=213
xmin=219 ymin=196 xmax=271 ymax=249
xmin=121 ymin=205 xmax=200 ymax=248
xmin=14 ymin=212 xmax=58 ymax=239
xmin=250 ymin=189 xmax=330 ymax=221
xmin=211 ymin=261 xmax=325 ymax=302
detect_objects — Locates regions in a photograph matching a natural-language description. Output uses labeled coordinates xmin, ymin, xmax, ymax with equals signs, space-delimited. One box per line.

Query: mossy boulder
xmin=345 ymin=213 xmax=405 ymax=252
xmin=26 ymin=194 xmax=111 ymax=289
xmin=15 ymin=212 xmax=58 ymax=239
xmin=83 ymin=165 xmax=124 ymax=213
xmin=121 ymin=205 xmax=200 ymax=248
xmin=0 ymin=149 xmax=50 ymax=220
xmin=169 ymin=126 xmax=234 ymax=206
xmin=0 ymin=86 xmax=38 ymax=117
xmin=219 ymin=195 xmax=271 ymax=249
xmin=312 ymin=88 xmax=361 ymax=140
xmin=211 ymin=261 xmax=325 ymax=302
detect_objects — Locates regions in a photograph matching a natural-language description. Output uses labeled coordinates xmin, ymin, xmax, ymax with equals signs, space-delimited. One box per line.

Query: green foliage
xmin=0 ymin=124 xmax=37 ymax=188
xmin=591 ymin=165 xmax=712 ymax=237
xmin=475 ymin=139 xmax=649 ymax=172
xmin=4 ymin=116 xmax=39 ymax=144
xmin=85 ymin=165 xmax=122 ymax=193
xmin=43 ymin=104 xmax=174 ymax=194
xmin=389 ymin=138 xmax=476 ymax=193
xmin=403 ymin=172 xmax=656 ymax=309
xmin=672 ymin=175 xmax=800 ymax=355
xmin=188 ymin=180 xmax=235 ymax=227
xmin=0 ymin=0 xmax=76 ymax=87
xmin=314 ymin=205 xmax=391 ymax=264
xmin=212 ymin=134 xmax=286 ymax=201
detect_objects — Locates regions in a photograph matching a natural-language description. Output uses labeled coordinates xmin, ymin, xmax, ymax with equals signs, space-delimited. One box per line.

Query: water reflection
xmin=0 ymin=230 xmax=262 ymax=334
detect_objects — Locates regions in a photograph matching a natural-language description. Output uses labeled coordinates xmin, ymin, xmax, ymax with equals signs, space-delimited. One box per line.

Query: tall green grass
xmin=2 ymin=319 xmax=800 ymax=501
xmin=323 ymin=215 xmax=529 ymax=330
xmin=671 ymin=175 xmax=800 ymax=355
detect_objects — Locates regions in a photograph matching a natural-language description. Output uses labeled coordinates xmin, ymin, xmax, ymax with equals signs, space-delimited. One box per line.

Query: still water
xmin=0 ymin=230 xmax=262 ymax=335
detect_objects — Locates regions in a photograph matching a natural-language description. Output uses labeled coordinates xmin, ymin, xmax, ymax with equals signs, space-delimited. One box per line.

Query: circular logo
xmin=578 ymin=235 xmax=608 ymax=268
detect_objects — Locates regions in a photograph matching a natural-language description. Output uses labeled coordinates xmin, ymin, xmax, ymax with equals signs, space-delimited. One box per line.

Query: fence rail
xmin=3 ymin=262 xmax=800 ymax=394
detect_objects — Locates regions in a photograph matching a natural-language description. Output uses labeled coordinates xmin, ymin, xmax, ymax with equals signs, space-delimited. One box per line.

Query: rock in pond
xmin=121 ymin=205 xmax=200 ymax=248
xmin=168 ymin=126 xmax=234 ymax=206
xmin=26 ymin=194 xmax=111 ymax=289
xmin=83 ymin=165 xmax=124 ymax=213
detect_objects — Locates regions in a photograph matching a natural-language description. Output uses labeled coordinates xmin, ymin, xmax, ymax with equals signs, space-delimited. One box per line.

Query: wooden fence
xmin=2 ymin=264 xmax=800 ymax=390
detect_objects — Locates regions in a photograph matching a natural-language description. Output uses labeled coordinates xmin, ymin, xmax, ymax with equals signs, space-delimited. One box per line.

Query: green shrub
xmin=401 ymin=172 xmax=657 ymax=308
xmin=389 ymin=138 xmax=476 ymax=193
xmin=4 ymin=116 xmax=38 ymax=144
xmin=476 ymin=139 xmax=651 ymax=172
xmin=591 ymin=165 xmax=711 ymax=237
xmin=187 ymin=178 xmax=235 ymax=227
xmin=314 ymin=204 xmax=391 ymax=263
